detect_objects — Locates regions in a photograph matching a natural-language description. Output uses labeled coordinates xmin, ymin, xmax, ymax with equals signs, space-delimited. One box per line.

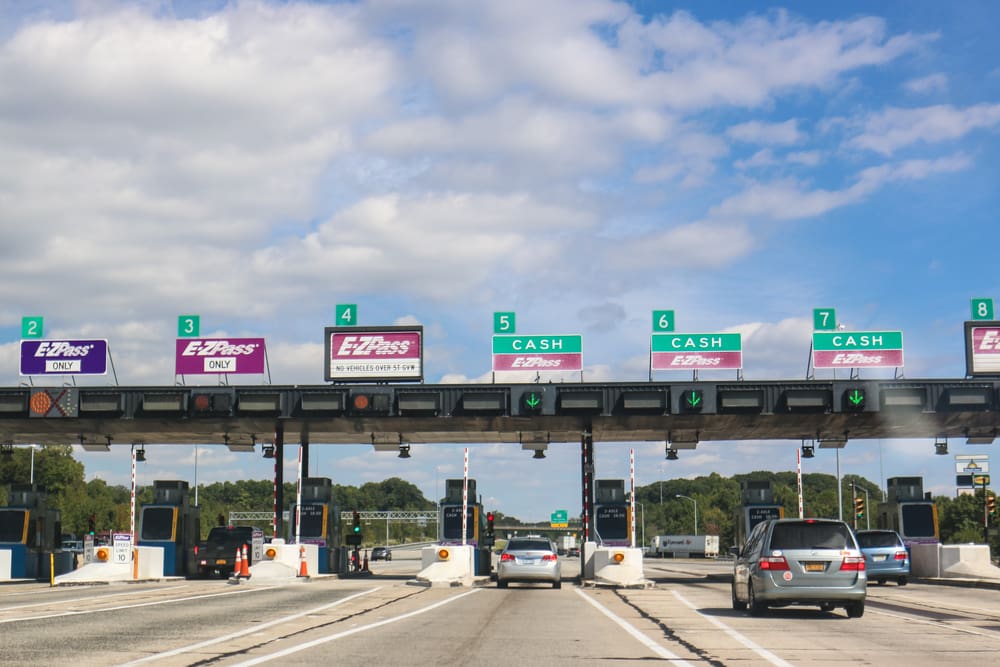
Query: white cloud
xmin=849 ymin=103 xmax=1000 ymax=155
xmin=904 ymin=72 xmax=948 ymax=94
xmin=727 ymin=119 xmax=804 ymax=145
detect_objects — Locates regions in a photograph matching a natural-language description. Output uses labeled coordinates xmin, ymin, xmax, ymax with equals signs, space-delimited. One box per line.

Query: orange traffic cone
xmin=241 ymin=544 xmax=251 ymax=579
xmin=298 ymin=545 xmax=309 ymax=577
xmin=233 ymin=546 xmax=242 ymax=579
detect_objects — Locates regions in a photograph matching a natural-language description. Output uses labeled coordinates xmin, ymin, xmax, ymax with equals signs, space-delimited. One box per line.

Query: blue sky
xmin=1 ymin=1 xmax=999 ymax=522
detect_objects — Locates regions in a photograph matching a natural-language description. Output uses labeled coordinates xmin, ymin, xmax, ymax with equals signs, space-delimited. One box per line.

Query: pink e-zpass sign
xmin=966 ymin=322 xmax=1000 ymax=376
xmin=175 ymin=338 xmax=266 ymax=375
xmin=325 ymin=326 xmax=424 ymax=382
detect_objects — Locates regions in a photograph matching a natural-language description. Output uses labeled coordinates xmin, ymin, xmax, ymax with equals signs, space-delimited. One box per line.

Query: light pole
xmin=29 ymin=444 xmax=41 ymax=485
xmin=676 ymin=494 xmax=698 ymax=536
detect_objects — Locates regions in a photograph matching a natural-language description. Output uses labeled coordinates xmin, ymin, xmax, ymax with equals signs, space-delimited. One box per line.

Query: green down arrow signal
xmin=684 ymin=390 xmax=703 ymax=410
xmin=848 ymin=389 xmax=865 ymax=407
xmin=523 ymin=393 xmax=542 ymax=411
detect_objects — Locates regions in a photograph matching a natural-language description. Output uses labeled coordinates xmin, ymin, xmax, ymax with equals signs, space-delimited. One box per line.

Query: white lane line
xmin=867 ymin=606 xmax=1000 ymax=638
xmin=671 ymin=590 xmax=795 ymax=667
xmin=575 ymin=589 xmax=695 ymax=665
xmin=229 ymin=588 xmax=481 ymax=666
xmin=1 ymin=585 xmax=190 ymax=610
xmin=1 ymin=586 xmax=270 ymax=625
xmin=118 ymin=586 xmax=382 ymax=666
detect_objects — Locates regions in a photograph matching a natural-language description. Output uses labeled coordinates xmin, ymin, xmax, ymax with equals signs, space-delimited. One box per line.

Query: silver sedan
xmin=497 ymin=537 xmax=562 ymax=589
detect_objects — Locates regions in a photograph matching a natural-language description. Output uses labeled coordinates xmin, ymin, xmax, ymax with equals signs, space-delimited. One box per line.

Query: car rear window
xmin=856 ymin=532 xmax=901 ymax=548
xmin=507 ymin=540 xmax=552 ymax=552
xmin=769 ymin=522 xmax=852 ymax=550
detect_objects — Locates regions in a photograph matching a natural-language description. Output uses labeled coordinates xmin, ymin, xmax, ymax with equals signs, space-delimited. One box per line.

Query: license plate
xmin=216 ymin=559 xmax=228 ymax=565
xmin=873 ymin=554 xmax=887 ymax=562
xmin=804 ymin=562 xmax=825 ymax=572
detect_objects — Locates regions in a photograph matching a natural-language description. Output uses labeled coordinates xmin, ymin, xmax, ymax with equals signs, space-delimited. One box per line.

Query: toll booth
xmin=439 ymin=479 xmax=489 ymax=575
xmin=734 ymin=480 xmax=784 ymax=547
xmin=0 ymin=484 xmax=67 ymax=580
xmin=594 ymin=479 xmax=631 ymax=547
xmin=138 ymin=480 xmax=200 ymax=576
xmin=877 ymin=476 xmax=939 ymax=546
xmin=290 ymin=477 xmax=340 ymax=574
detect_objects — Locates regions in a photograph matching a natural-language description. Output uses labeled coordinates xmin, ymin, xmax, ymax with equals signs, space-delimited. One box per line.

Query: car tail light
xmin=894 ymin=550 xmax=908 ymax=561
xmin=542 ymin=554 xmax=557 ymax=562
xmin=193 ymin=545 xmax=199 ymax=555
xmin=759 ymin=556 xmax=789 ymax=571
xmin=500 ymin=553 xmax=515 ymax=562
xmin=840 ymin=556 xmax=866 ymax=571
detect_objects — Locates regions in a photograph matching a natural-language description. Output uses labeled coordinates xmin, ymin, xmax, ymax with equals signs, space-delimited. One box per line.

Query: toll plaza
xmin=138 ymin=480 xmax=200 ymax=577
xmin=0 ymin=484 xmax=69 ymax=580
xmin=437 ymin=478 xmax=489 ymax=576
xmin=290 ymin=477 xmax=341 ymax=574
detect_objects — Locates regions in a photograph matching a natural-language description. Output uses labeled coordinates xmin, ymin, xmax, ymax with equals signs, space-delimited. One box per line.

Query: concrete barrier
xmin=911 ymin=542 xmax=1000 ymax=579
xmin=55 ymin=546 xmax=164 ymax=583
xmin=415 ymin=545 xmax=474 ymax=587
xmin=0 ymin=549 xmax=10 ymax=581
xmin=591 ymin=546 xmax=651 ymax=587
xmin=248 ymin=540 xmax=317 ymax=582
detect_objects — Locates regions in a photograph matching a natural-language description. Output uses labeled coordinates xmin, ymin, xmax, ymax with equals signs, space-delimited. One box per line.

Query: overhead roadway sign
xmin=811 ymin=331 xmax=903 ymax=369
xmin=19 ymin=339 xmax=108 ymax=376
xmin=175 ymin=338 xmax=266 ymax=375
xmin=492 ymin=334 xmax=583 ymax=372
xmin=325 ymin=325 xmax=424 ymax=382
xmin=651 ymin=333 xmax=742 ymax=371
xmin=965 ymin=321 xmax=1000 ymax=376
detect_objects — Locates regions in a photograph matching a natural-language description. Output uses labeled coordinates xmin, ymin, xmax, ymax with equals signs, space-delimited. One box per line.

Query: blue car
xmin=855 ymin=529 xmax=909 ymax=586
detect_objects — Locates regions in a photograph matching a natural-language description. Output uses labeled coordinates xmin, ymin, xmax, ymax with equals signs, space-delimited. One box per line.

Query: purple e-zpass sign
xmin=20 ymin=339 xmax=108 ymax=375
xmin=175 ymin=338 xmax=266 ymax=375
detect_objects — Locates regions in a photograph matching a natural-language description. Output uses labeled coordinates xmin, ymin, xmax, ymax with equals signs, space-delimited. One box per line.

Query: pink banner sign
xmin=175 ymin=338 xmax=266 ymax=375
xmin=651 ymin=351 xmax=742 ymax=370
xmin=492 ymin=353 xmax=583 ymax=372
xmin=326 ymin=327 xmax=423 ymax=381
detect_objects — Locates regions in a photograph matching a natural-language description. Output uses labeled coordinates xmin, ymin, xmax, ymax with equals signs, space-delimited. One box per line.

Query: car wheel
xmin=748 ymin=583 xmax=765 ymax=616
xmin=731 ymin=583 xmax=747 ymax=611
xmin=553 ymin=580 xmax=561 ymax=589
xmin=497 ymin=579 xmax=508 ymax=589
xmin=387 ymin=555 xmax=392 ymax=562
xmin=819 ymin=602 xmax=835 ymax=613
xmin=897 ymin=576 xmax=907 ymax=586
xmin=876 ymin=578 xmax=886 ymax=585
xmin=846 ymin=601 xmax=865 ymax=618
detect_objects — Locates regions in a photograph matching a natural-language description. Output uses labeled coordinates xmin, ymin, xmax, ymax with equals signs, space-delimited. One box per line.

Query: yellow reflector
xmin=265 ymin=547 xmax=278 ymax=560
xmin=97 ymin=548 xmax=110 ymax=562
xmin=613 ymin=552 xmax=625 ymax=563
xmin=438 ymin=548 xmax=450 ymax=560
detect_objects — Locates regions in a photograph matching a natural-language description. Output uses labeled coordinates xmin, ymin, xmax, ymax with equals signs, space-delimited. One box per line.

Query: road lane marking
xmin=119 ymin=586 xmax=382 ymax=665
xmin=0 ymin=585 xmax=189 ymax=611
xmin=229 ymin=588 xmax=481 ymax=666
xmin=575 ymin=589 xmax=695 ymax=665
xmin=1 ymin=586 xmax=270 ymax=625
xmin=671 ymin=590 xmax=795 ymax=667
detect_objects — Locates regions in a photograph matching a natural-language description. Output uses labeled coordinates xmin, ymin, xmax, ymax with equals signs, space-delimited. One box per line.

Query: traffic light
xmin=520 ymin=390 xmax=543 ymax=415
xmin=486 ymin=511 xmax=495 ymax=538
xmin=680 ymin=389 xmax=704 ymax=413
xmin=989 ymin=495 xmax=996 ymax=517
xmin=88 ymin=513 xmax=96 ymax=535
xmin=854 ymin=497 xmax=865 ymax=519
xmin=352 ymin=510 xmax=361 ymax=534
xmin=844 ymin=388 xmax=866 ymax=412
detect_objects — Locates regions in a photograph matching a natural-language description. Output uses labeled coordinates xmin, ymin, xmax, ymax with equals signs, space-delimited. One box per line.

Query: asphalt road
xmin=2 ymin=557 xmax=1000 ymax=666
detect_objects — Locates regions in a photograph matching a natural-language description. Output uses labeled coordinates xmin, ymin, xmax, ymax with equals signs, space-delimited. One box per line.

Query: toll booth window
xmin=0 ymin=510 xmax=28 ymax=543
xmin=140 ymin=507 xmax=176 ymax=541
xmin=900 ymin=504 xmax=937 ymax=538
xmin=299 ymin=505 xmax=325 ymax=538
xmin=441 ymin=507 xmax=474 ymax=540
